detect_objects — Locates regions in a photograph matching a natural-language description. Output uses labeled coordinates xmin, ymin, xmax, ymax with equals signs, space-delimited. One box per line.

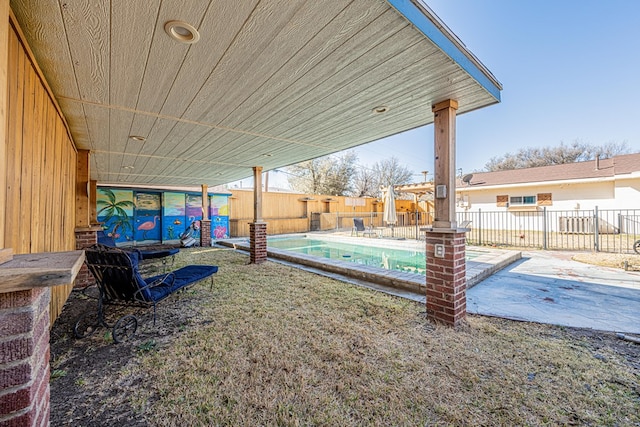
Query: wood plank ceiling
xmin=10 ymin=0 xmax=501 ymax=187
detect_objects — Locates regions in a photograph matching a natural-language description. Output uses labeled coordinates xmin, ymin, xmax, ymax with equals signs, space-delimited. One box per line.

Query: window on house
xmin=510 ymin=195 xmax=537 ymax=205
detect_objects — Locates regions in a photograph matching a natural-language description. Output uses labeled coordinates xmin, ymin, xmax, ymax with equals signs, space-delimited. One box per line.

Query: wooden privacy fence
xmin=228 ymin=190 xmax=433 ymax=237
xmin=459 ymin=207 xmax=640 ymax=253
xmin=228 ymin=190 xmax=380 ymax=236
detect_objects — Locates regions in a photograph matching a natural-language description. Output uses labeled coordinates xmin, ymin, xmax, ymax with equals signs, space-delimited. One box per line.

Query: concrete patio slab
xmin=467 ymin=251 xmax=640 ymax=334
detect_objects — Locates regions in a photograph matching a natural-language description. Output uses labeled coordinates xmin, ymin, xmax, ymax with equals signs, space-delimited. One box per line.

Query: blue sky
xmin=350 ymin=0 xmax=640 ymax=180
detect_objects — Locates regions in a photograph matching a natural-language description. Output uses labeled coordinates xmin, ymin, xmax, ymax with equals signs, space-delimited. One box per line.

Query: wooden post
xmin=250 ymin=166 xmax=267 ymax=263
xmin=426 ymin=99 xmax=466 ymax=327
xmin=89 ymin=180 xmax=98 ymax=225
xmin=201 ymin=184 xmax=209 ymax=221
xmin=0 ymin=0 xmax=9 ymax=248
xmin=75 ymin=149 xmax=91 ymax=228
xmin=253 ymin=166 xmax=263 ymax=222
xmin=432 ymin=99 xmax=458 ymax=229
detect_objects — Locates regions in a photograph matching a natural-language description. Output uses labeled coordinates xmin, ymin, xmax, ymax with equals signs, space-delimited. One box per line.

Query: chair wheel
xmin=112 ymin=315 xmax=138 ymax=343
xmin=74 ymin=312 xmax=100 ymax=339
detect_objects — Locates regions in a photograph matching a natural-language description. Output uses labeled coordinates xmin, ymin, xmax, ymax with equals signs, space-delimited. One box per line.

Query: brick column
xmin=199 ymin=220 xmax=211 ymax=247
xmin=249 ymin=222 xmax=267 ymax=264
xmin=425 ymin=231 xmax=466 ymax=326
xmin=0 ymin=288 xmax=51 ymax=426
xmin=74 ymin=227 xmax=100 ymax=289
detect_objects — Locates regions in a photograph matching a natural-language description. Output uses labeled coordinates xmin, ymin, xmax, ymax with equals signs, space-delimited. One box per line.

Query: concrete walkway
xmin=467 ymin=250 xmax=640 ymax=334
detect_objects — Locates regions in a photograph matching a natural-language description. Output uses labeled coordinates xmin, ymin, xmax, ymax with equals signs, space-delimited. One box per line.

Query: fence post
xmin=478 ymin=209 xmax=482 ymax=246
xmin=594 ymin=206 xmax=599 ymax=252
xmin=543 ymin=207 xmax=548 ymax=250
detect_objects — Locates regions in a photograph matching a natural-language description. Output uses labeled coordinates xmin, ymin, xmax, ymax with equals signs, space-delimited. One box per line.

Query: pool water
xmin=268 ymin=237 xmax=481 ymax=276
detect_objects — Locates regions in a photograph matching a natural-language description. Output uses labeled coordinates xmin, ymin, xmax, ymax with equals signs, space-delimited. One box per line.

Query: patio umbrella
xmin=383 ymin=186 xmax=398 ymax=233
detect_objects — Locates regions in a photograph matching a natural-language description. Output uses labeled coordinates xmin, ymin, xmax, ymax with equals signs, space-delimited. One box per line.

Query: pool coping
xmin=218 ymin=234 xmax=521 ymax=298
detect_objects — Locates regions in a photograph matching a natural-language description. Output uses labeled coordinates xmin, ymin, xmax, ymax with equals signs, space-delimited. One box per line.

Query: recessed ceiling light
xmin=164 ymin=20 xmax=200 ymax=44
xmin=373 ymin=105 xmax=389 ymax=114
xmin=129 ymin=135 xmax=146 ymax=142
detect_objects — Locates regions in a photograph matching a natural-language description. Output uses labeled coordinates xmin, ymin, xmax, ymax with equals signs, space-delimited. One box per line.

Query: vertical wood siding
xmin=5 ymin=19 xmax=77 ymax=323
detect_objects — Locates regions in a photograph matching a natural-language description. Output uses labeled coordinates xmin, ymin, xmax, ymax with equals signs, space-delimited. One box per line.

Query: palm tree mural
xmin=97 ymin=189 xmax=135 ymax=240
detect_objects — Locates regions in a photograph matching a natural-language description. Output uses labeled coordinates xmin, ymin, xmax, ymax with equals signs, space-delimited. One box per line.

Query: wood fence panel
xmin=229 ymin=190 xmax=378 ymax=236
xmin=5 ymin=19 xmax=77 ymax=324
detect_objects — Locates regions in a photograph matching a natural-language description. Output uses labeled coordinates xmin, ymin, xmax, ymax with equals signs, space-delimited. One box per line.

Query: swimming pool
xmin=268 ymin=236 xmax=482 ymax=276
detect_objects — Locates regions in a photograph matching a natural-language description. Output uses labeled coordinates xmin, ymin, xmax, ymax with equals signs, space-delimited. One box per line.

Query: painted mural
xmin=97 ymin=189 xmax=134 ymax=244
xmin=163 ymin=192 xmax=187 ymax=241
xmin=97 ymin=187 xmax=230 ymax=245
xmin=135 ymin=192 xmax=162 ymax=242
xmin=210 ymin=195 xmax=229 ymax=239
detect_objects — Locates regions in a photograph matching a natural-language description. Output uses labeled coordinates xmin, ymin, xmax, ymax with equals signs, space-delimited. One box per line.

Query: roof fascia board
xmin=387 ymin=0 xmax=502 ymax=102
xmin=457 ymin=176 xmax=617 ymax=192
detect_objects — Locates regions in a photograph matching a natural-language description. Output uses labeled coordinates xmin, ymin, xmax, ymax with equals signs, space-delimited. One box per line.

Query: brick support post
xmin=249 ymin=222 xmax=267 ymax=264
xmin=425 ymin=231 xmax=466 ymax=326
xmin=0 ymin=288 xmax=51 ymax=426
xmin=74 ymin=227 xmax=99 ymax=289
xmin=199 ymin=220 xmax=211 ymax=247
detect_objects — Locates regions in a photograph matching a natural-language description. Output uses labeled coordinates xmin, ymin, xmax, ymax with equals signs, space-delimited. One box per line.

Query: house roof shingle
xmin=459 ymin=153 xmax=640 ymax=188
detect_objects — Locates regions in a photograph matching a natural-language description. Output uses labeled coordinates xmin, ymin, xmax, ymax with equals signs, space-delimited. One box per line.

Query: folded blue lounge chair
xmin=76 ymin=244 xmax=218 ymax=342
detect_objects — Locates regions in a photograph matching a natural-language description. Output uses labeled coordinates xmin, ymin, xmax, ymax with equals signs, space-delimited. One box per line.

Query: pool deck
xmin=219 ymin=234 xmax=521 ymax=302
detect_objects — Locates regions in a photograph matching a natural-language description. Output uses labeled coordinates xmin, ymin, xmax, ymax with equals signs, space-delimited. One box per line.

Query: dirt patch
xmin=49 ymin=290 xmax=203 ymax=426
xmin=572 ymin=251 xmax=640 ymax=270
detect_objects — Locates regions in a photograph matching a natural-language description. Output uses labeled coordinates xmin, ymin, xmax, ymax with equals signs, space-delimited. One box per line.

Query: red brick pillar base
xmin=0 ymin=288 xmax=51 ymax=426
xmin=199 ymin=220 xmax=211 ymax=247
xmin=74 ymin=227 xmax=100 ymax=289
xmin=249 ymin=222 xmax=267 ymax=264
xmin=425 ymin=231 xmax=467 ymax=326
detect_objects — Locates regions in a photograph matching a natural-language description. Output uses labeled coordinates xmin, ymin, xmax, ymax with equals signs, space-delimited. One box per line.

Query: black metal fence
xmin=335 ymin=208 xmax=640 ymax=253
xmin=460 ymin=207 xmax=640 ymax=253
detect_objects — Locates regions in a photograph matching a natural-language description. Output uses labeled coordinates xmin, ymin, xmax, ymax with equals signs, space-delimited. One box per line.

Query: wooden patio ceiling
xmin=11 ymin=0 xmax=501 ymax=187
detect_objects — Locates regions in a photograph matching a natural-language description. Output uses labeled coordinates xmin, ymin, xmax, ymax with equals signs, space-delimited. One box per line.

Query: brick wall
xmin=425 ymin=231 xmax=467 ymax=326
xmin=74 ymin=228 xmax=98 ymax=289
xmin=249 ymin=222 xmax=267 ymax=264
xmin=0 ymin=289 xmax=51 ymax=426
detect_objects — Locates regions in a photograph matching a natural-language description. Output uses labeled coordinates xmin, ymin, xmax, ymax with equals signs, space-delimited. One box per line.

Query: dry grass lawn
xmin=51 ymin=248 xmax=640 ymax=426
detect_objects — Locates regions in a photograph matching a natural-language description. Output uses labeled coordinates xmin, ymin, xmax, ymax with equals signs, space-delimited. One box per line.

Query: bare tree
xmin=372 ymin=157 xmax=414 ymax=190
xmin=352 ymin=168 xmax=377 ymax=197
xmin=286 ymin=152 xmax=358 ymax=196
xmin=484 ymin=141 xmax=633 ymax=171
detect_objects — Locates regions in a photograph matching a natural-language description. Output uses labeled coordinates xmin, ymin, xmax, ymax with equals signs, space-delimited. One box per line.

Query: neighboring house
xmin=456 ymin=153 xmax=640 ymax=212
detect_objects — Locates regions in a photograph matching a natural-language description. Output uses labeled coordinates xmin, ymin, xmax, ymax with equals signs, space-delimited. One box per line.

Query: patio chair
xmin=75 ymin=244 xmax=218 ymax=343
xmin=97 ymin=229 xmax=179 ymax=262
xmin=352 ymin=218 xmax=377 ymax=238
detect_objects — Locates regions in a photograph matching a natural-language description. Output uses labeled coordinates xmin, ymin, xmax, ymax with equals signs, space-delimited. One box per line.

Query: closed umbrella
xmin=383 ymin=185 xmax=397 ymax=236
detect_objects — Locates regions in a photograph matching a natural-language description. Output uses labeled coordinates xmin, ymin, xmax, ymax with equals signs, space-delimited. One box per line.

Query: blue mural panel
xmin=135 ymin=192 xmax=162 ymax=242
xmin=97 ymin=188 xmax=135 ymax=245
xmin=163 ymin=192 xmax=186 ymax=241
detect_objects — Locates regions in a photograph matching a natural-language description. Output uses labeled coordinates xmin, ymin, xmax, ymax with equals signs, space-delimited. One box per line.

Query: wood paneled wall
xmin=5 ymin=17 xmax=77 ymax=323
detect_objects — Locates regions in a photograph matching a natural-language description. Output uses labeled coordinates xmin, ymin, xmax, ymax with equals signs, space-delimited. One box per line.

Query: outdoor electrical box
xmin=434 ymin=243 xmax=445 ymax=258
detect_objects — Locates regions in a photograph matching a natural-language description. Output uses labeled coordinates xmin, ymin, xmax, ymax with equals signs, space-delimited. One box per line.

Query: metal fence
xmin=335 ymin=208 xmax=640 ymax=253
xmin=460 ymin=207 xmax=640 ymax=253
xmin=334 ymin=211 xmax=432 ymax=240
